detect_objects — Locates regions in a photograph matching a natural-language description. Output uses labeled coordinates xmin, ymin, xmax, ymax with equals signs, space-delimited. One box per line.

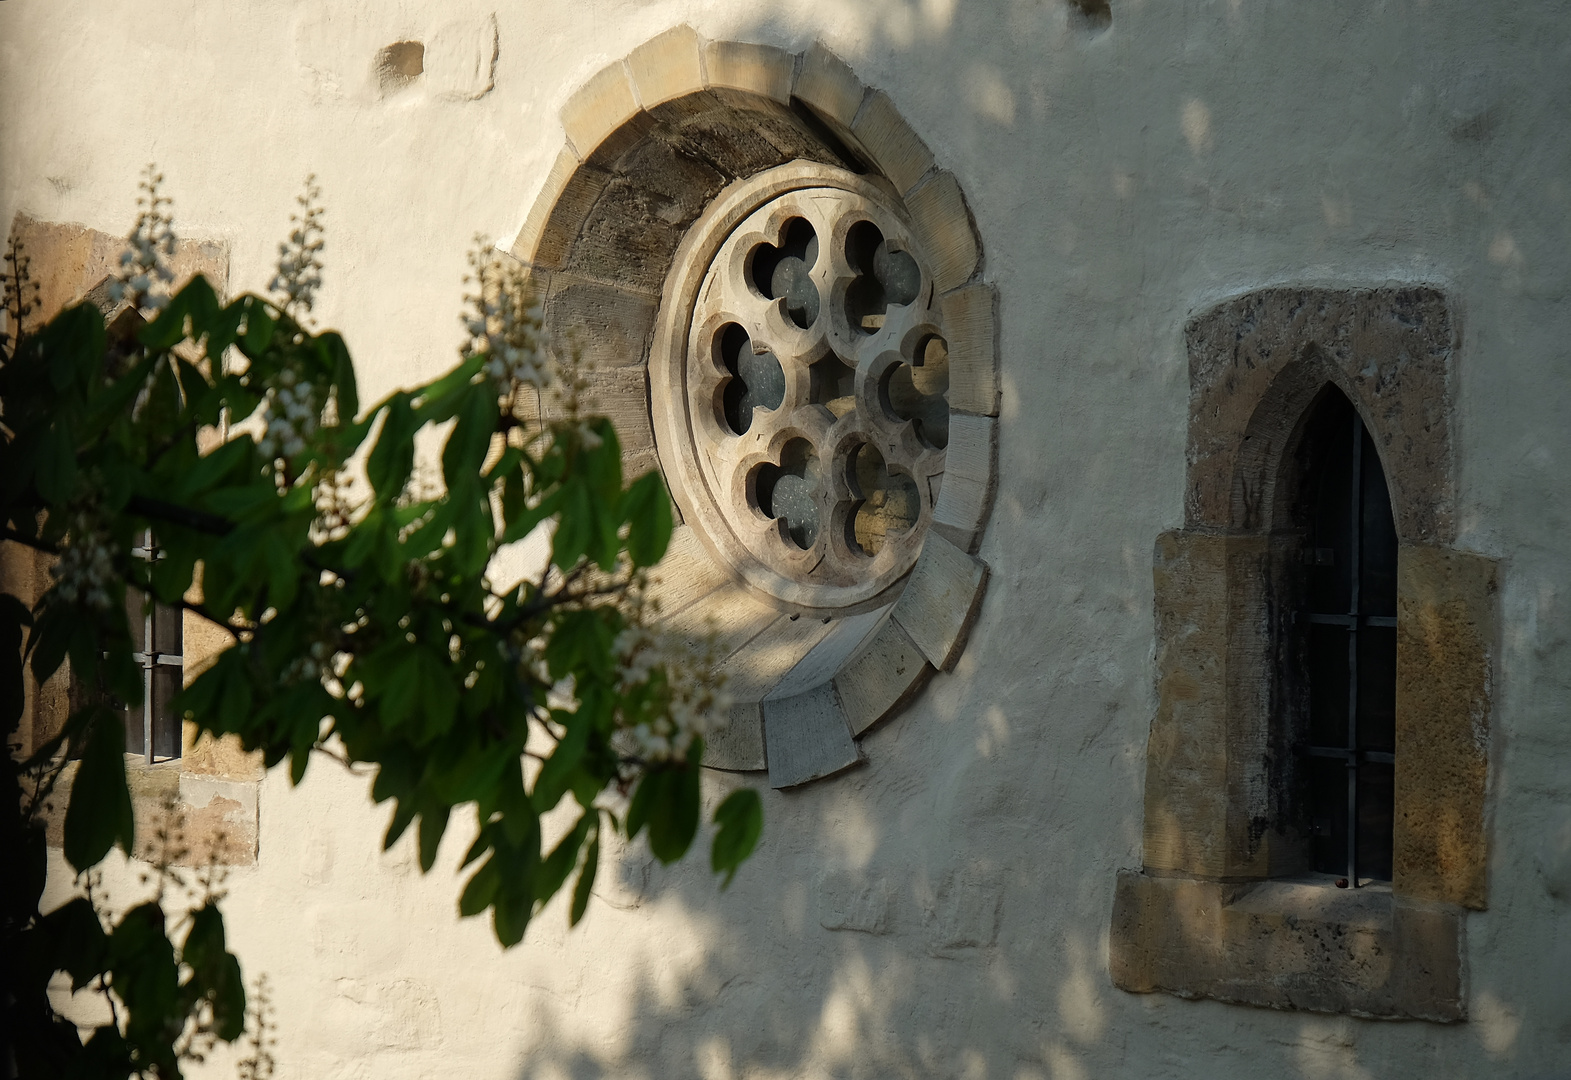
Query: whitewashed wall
xmin=6 ymin=1 xmax=1570 ymax=1076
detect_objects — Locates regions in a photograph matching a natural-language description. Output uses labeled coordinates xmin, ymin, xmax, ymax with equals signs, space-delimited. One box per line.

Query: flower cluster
xmin=49 ymin=511 xmax=119 ymax=611
xmin=611 ymin=623 xmax=733 ymax=763
xmin=269 ymin=175 xmax=325 ymax=319
xmin=255 ymin=369 xmax=319 ymax=460
xmin=107 ymin=166 xmax=178 ymax=313
xmin=463 ymin=242 xmax=548 ymax=397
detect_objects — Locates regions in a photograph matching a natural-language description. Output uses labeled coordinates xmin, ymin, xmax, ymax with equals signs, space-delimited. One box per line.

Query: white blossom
xmin=49 ymin=512 xmax=119 ymax=612
xmin=463 ymin=241 xmax=549 ymax=398
xmin=610 ymin=623 xmax=733 ymax=763
xmin=109 ymin=166 xmax=178 ymax=314
xmin=269 ymin=176 xmax=325 ymax=319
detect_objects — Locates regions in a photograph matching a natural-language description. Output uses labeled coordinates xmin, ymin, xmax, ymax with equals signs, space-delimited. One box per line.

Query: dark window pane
xmin=153 ymin=602 xmax=183 ymax=656
xmin=1357 ymin=762 xmax=1395 ymax=881
xmin=1308 ymin=402 xmax=1357 ymax=615
xmin=1357 ymin=626 xmax=1397 ymax=752
xmin=152 ymin=666 xmax=184 ymax=760
xmin=124 ymin=701 xmax=146 ymax=757
xmin=126 ymin=587 xmax=148 ymax=652
xmin=1359 ymin=430 xmax=1399 ymax=617
xmin=1307 ymin=757 xmax=1349 ymax=876
xmin=1307 ymin=624 xmax=1350 ymax=746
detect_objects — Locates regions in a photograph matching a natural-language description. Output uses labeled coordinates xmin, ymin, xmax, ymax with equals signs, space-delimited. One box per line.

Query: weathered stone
xmin=851 ymin=90 xmax=934 ymax=195
xmin=560 ymin=60 xmax=653 ymax=164
xmin=931 ymin=415 xmax=995 ymax=553
xmin=661 ymin=583 xmax=779 ymax=661
xmin=905 ymin=172 xmax=980 ymax=294
xmin=1110 ymin=870 xmax=1464 ymax=1021
xmin=891 ymin=532 xmax=988 ymax=671
xmin=644 ymin=525 xmax=733 ymax=618
xmin=705 ymin=701 xmax=766 ymax=772
xmin=717 ymin=614 xmax=836 ymax=702
xmin=510 ymin=150 xmax=610 ymax=270
xmin=763 ymin=683 xmax=860 ymax=789
xmin=834 ymin=614 xmax=932 ymax=736
xmin=1394 ymin=545 xmax=1496 ymax=909
xmin=792 ymin=42 xmax=868 ymax=151
xmin=541 ymin=366 xmax=655 ymax=457
xmin=939 ymin=283 xmax=1000 ymax=417
xmin=703 ymin=40 xmax=794 ymax=104
xmin=543 ymin=272 xmax=657 ymax=370
xmin=8 ymin=212 xmax=229 ymax=335
xmin=1183 ymin=288 xmax=1456 ymax=544
xmin=765 ymin=606 xmax=888 ymax=703
xmin=627 ymin=24 xmax=705 ymax=109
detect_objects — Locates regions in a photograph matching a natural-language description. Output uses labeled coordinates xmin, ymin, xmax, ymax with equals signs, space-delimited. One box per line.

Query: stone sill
xmin=1110 ymin=869 xmax=1464 ymax=1022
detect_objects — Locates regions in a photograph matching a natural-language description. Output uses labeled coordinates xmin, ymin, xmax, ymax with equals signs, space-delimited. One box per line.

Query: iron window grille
xmin=1299 ymin=394 xmax=1398 ymax=886
xmin=126 ymin=529 xmax=183 ymax=763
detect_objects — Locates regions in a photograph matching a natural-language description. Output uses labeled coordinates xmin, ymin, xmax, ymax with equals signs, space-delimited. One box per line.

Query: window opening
xmin=127 ymin=530 xmax=184 ymax=763
xmin=1299 ymin=392 xmax=1397 ymax=885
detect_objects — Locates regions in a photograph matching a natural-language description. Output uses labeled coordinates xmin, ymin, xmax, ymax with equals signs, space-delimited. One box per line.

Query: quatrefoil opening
xmin=716 ymin=323 xmax=786 ymax=436
xmin=880 ymin=333 xmax=951 ymax=449
xmin=845 ymin=443 xmax=920 ymax=557
xmin=752 ymin=438 xmax=821 ymax=550
xmin=845 ymin=220 xmax=921 ymax=335
xmin=750 ymin=217 xmax=820 ymax=330
xmin=808 ymin=351 xmax=857 ymax=418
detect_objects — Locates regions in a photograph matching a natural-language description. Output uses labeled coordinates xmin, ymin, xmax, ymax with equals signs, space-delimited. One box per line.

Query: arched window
xmin=1111 ymin=286 xmax=1495 ymax=1022
xmin=1292 ymin=388 xmax=1397 ymax=885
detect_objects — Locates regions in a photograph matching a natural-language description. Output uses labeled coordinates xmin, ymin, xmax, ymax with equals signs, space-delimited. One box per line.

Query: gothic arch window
xmin=1294 ymin=389 xmax=1397 ymax=886
xmin=1110 ymin=288 xmax=1497 ymax=1022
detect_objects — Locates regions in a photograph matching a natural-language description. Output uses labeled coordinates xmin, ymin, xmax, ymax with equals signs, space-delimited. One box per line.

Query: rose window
xmin=660 ymin=181 xmax=951 ymax=611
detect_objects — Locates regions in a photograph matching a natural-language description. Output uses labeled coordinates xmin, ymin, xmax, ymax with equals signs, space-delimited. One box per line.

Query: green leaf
xmin=34 ymin=419 xmax=77 ymax=503
xmin=239 ymin=298 xmax=275 ymax=355
xmin=569 ymin=826 xmax=599 ymax=927
xmin=367 ymin=397 xmax=417 ymax=502
xmin=318 ymin=331 xmax=359 ymax=421
xmin=551 ymin=482 xmax=592 ymax=570
xmin=530 ymin=714 xmax=588 ymax=814
xmin=622 ymin=471 xmax=674 ymax=568
xmin=710 ymin=788 xmax=764 ymax=888
xmin=646 ymin=760 xmax=701 ymax=865
xmin=63 ymin=710 xmax=135 ymax=871
xmin=43 ymin=303 xmax=105 ymax=391
xmin=442 ymin=385 xmax=498 ymax=493
xmin=418 ymin=804 xmax=451 ymax=873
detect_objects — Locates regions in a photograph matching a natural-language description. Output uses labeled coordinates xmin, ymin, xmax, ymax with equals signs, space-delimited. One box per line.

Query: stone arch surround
xmin=504 ymin=27 xmax=1000 ymax=789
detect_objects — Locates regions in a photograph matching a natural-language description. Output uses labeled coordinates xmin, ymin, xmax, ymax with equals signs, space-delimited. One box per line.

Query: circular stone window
xmin=653 ymin=166 xmax=949 ymax=615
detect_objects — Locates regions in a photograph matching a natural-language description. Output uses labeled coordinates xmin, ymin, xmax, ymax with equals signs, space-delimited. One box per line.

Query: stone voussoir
xmin=891 ymin=532 xmax=988 ymax=671
xmin=939 ymin=283 xmax=1000 ymax=417
xmin=560 ymin=59 xmax=646 ymax=162
xmin=906 ymin=171 xmax=981 ymax=294
xmin=628 ymin=24 xmax=707 ymax=110
xmin=851 ymin=90 xmax=935 ymax=196
xmin=703 ymin=39 xmax=794 ymax=104
xmin=931 ymin=415 xmax=995 ymax=554
xmin=511 ymin=148 xmax=610 ymax=270
xmin=763 ymin=683 xmax=861 ymax=789
xmin=834 ymin=615 xmax=932 ymax=736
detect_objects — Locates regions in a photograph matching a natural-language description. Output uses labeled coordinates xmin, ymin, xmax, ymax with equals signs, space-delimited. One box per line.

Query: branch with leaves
xmin=1 ymin=173 xmax=763 ymax=1078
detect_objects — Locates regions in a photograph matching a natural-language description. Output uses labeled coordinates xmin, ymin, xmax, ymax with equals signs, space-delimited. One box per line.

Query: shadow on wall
xmin=362 ymin=0 xmax=1551 ymax=1075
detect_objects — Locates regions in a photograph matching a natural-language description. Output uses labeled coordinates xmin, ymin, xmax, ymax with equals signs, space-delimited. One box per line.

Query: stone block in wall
xmin=1143 ymin=530 xmax=1242 ymax=879
xmin=704 ymin=40 xmax=794 ymax=105
xmin=1394 ymin=545 xmax=1496 ymax=910
xmin=931 ymin=415 xmax=995 ymax=554
xmin=543 ymin=272 xmax=657 ymax=371
xmin=560 ymin=60 xmax=653 ymax=165
xmin=834 ymin=615 xmax=932 ymax=736
xmin=891 ymin=532 xmax=988 ymax=672
xmin=627 ymin=25 xmax=705 ymax=110
xmin=792 ymin=42 xmax=869 ymax=157
xmin=706 ymin=701 xmax=765 ymax=772
xmin=511 ymin=150 xmax=610 ymax=270
xmin=1110 ymin=870 xmax=1464 ymax=1021
xmin=851 ymin=91 xmax=935 ymax=195
xmin=905 ymin=172 xmax=980 ymax=294
xmin=939 ymin=283 xmax=1000 ymax=417
xmin=762 ymin=683 xmax=860 ymax=789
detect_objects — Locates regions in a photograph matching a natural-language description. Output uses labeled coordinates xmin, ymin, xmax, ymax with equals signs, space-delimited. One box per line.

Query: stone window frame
xmin=505 ymin=29 xmax=1001 ymax=789
xmin=6 ymin=213 xmax=261 ymax=868
xmin=1110 ymin=287 xmax=1497 ymax=1022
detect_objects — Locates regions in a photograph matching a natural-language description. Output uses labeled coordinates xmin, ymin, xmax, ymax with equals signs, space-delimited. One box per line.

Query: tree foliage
xmin=1 ymin=173 xmax=763 ymax=1077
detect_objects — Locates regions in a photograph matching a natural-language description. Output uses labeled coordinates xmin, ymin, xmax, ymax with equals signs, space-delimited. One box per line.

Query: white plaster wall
xmin=7 ymin=1 xmax=1571 ymax=1076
